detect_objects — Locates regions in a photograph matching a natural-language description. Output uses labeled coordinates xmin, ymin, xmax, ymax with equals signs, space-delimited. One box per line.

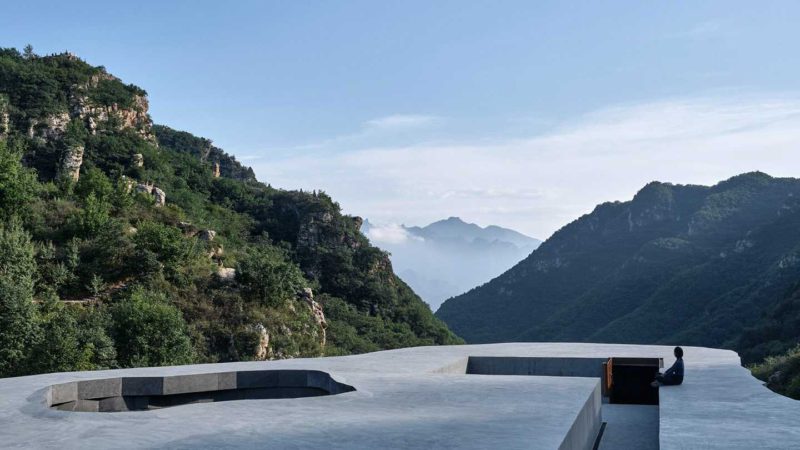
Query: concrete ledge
xmin=468 ymin=356 xmax=608 ymax=378
xmin=163 ymin=373 xmax=221 ymax=395
xmin=236 ymin=370 xmax=279 ymax=388
xmin=77 ymin=378 xmax=121 ymax=400
xmin=559 ymin=382 xmax=602 ymax=450
xmin=50 ymin=382 xmax=77 ymax=405
xmin=121 ymin=377 xmax=163 ymax=396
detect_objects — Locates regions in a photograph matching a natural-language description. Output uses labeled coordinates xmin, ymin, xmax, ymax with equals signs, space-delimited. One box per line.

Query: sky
xmin=2 ymin=1 xmax=800 ymax=239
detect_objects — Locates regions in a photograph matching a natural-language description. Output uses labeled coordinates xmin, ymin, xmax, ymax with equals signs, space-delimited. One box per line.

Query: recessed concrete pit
xmin=466 ymin=355 xmax=662 ymax=405
xmin=48 ymin=369 xmax=355 ymax=412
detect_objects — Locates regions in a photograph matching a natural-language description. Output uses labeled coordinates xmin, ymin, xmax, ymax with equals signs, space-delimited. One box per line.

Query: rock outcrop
xmin=299 ymin=288 xmax=327 ymax=346
xmin=132 ymin=153 xmax=144 ymax=168
xmin=152 ymin=187 xmax=166 ymax=207
xmin=253 ymin=323 xmax=270 ymax=360
xmin=135 ymin=182 xmax=153 ymax=194
xmin=19 ymin=70 xmax=156 ymax=148
xmin=0 ymin=111 xmax=8 ymax=139
xmin=297 ymin=211 xmax=334 ymax=249
xmin=135 ymin=182 xmax=166 ymax=206
xmin=70 ymin=73 xmax=155 ymax=143
xmin=198 ymin=229 xmax=216 ymax=241
xmin=208 ymin=244 xmax=224 ymax=259
xmin=213 ymin=162 xmax=220 ymax=178
xmin=0 ymin=95 xmax=8 ymax=139
xmin=121 ymin=176 xmax=136 ymax=193
xmin=28 ymin=111 xmax=71 ymax=142
xmin=59 ymin=144 xmax=84 ymax=182
xmin=216 ymin=266 xmax=236 ymax=281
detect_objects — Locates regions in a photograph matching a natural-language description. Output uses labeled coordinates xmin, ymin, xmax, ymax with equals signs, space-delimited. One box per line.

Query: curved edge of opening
xmin=48 ymin=369 xmax=355 ymax=412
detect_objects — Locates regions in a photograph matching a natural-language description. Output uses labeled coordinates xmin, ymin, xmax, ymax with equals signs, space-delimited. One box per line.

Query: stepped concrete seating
xmin=1 ymin=343 xmax=799 ymax=449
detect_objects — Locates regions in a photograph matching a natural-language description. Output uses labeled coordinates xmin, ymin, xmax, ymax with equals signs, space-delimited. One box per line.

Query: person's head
xmin=674 ymin=346 xmax=684 ymax=359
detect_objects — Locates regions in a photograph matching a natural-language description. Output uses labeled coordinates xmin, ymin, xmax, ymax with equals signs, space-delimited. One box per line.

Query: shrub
xmin=0 ymin=220 xmax=38 ymax=376
xmin=236 ymin=244 xmax=307 ymax=307
xmin=110 ymin=287 xmax=194 ymax=367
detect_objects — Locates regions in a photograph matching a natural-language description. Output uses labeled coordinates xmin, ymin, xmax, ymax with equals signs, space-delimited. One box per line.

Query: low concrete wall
xmin=560 ymin=382 xmax=603 ymax=450
xmin=467 ymin=356 xmax=608 ymax=378
xmin=431 ymin=357 xmax=469 ymax=374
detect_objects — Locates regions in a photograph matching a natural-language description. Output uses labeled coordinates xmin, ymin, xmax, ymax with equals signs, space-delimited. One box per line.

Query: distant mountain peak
xmin=360 ymin=217 xmax=541 ymax=310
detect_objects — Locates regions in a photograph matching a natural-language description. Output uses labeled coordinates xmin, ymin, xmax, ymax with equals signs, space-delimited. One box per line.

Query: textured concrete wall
xmin=467 ymin=356 xmax=608 ymax=378
xmin=430 ymin=357 xmax=469 ymax=374
xmin=560 ymin=382 xmax=603 ymax=450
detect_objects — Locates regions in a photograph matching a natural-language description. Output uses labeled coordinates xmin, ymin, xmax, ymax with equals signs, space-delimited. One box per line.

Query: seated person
xmin=651 ymin=346 xmax=684 ymax=387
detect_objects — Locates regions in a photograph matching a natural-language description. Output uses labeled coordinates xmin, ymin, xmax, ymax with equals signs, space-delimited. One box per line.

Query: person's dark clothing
xmin=656 ymin=358 xmax=684 ymax=385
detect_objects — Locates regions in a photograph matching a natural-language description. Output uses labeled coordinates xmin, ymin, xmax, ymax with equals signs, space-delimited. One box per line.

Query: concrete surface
xmin=0 ymin=343 xmax=798 ymax=449
xmin=598 ymin=404 xmax=659 ymax=450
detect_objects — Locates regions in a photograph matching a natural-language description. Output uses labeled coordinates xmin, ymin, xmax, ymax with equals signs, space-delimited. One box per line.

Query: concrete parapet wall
xmin=560 ymin=382 xmax=603 ymax=450
xmin=467 ymin=356 xmax=608 ymax=378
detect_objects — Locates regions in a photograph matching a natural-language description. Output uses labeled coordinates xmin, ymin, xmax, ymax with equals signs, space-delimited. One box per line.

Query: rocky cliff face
xmin=70 ymin=72 xmax=155 ymax=142
xmin=1 ymin=52 xmax=157 ymax=181
xmin=23 ymin=71 xmax=155 ymax=145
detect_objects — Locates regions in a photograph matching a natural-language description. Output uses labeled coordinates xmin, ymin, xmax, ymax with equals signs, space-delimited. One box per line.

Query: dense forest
xmin=0 ymin=47 xmax=460 ymax=378
xmin=437 ymin=172 xmax=800 ymax=399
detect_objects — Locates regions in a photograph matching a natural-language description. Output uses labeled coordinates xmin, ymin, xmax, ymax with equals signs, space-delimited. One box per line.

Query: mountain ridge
xmin=436 ymin=172 xmax=800 ymax=363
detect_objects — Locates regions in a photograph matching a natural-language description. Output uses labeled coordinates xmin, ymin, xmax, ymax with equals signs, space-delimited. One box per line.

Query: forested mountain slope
xmin=0 ymin=47 xmax=459 ymax=377
xmin=437 ymin=172 xmax=800 ymax=367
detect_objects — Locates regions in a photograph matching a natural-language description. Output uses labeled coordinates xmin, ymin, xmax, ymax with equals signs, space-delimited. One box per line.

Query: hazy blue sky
xmin=3 ymin=1 xmax=800 ymax=238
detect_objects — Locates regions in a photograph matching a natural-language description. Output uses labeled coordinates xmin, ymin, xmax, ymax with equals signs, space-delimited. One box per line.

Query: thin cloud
xmin=365 ymin=223 xmax=423 ymax=245
xmin=250 ymin=93 xmax=800 ymax=238
xmin=280 ymin=113 xmax=443 ymax=153
xmin=365 ymin=114 xmax=441 ymax=129
xmin=664 ymin=20 xmax=724 ymax=39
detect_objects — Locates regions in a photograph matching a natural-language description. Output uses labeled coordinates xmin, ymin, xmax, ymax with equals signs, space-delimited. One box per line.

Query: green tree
xmin=74 ymin=167 xmax=114 ymax=202
xmin=110 ymin=177 xmax=134 ymax=213
xmin=132 ymin=221 xmax=194 ymax=269
xmin=87 ymin=274 xmax=105 ymax=297
xmin=0 ymin=220 xmax=38 ymax=377
xmin=74 ymin=304 xmax=117 ymax=370
xmin=110 ymin=287 xmax=194 ymax=367
xmin=25 ymin=294 xmax=84 ymax=374
xmin=75 ymin=192 xmax=110 ymax=237
xmin=65 ymin=237 xmax=81 ymax=271
xmin=0 ymin=139 xmax=38 ymax=222
xmin=26 ymin=294 xmax=117 ymax=374
xmin=236 ymin=245 xmax=307 ymax=307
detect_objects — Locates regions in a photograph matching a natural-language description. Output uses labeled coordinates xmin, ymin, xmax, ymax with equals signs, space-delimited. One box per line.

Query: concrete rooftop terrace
xmin=0 ymin=343 xmax=798 ymax=449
